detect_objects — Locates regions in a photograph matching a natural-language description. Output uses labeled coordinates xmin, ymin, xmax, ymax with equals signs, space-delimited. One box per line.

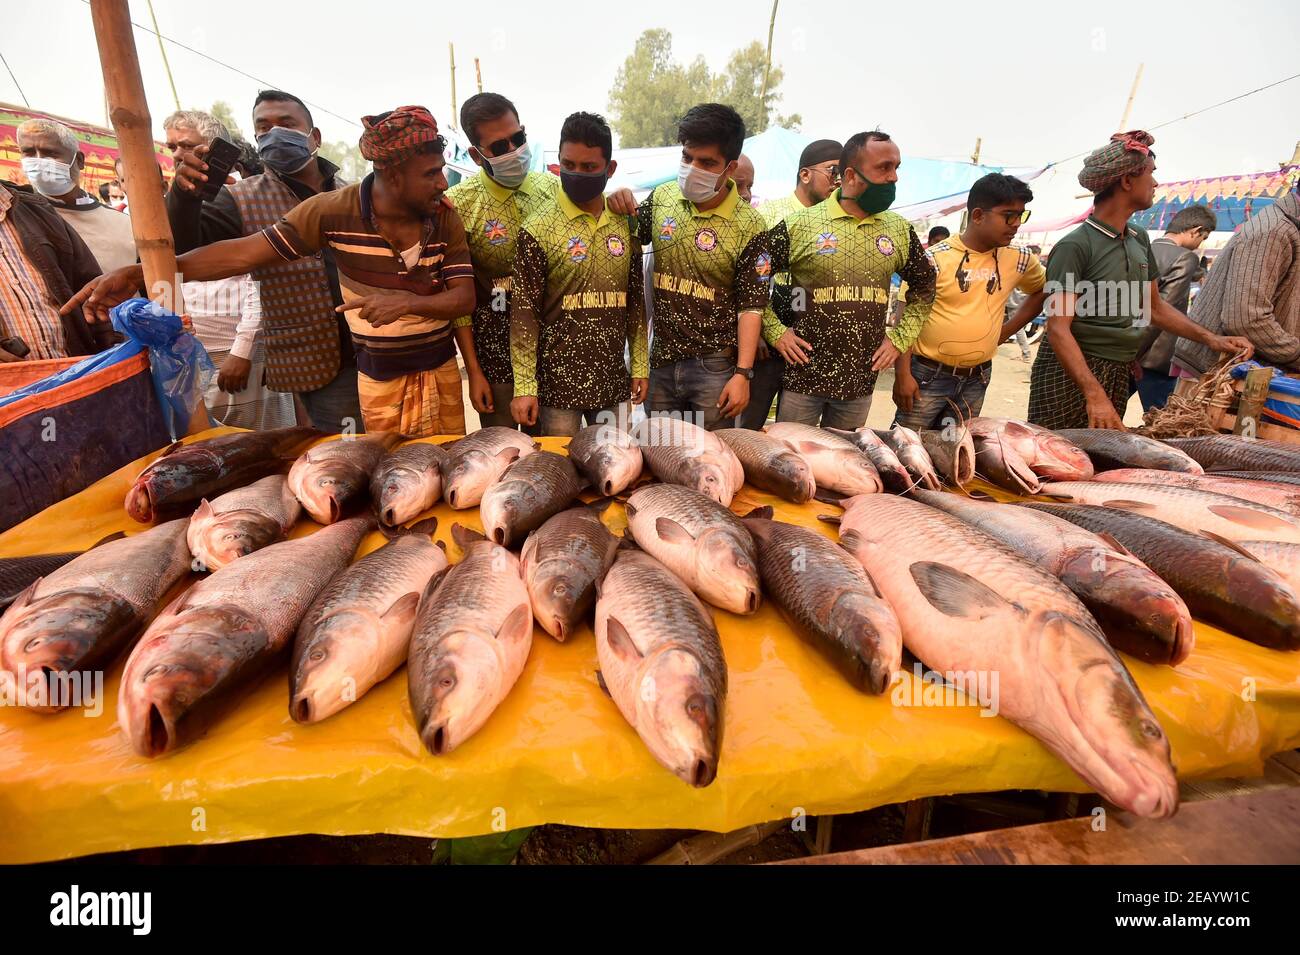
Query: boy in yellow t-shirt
xmin=893 ymin=174 xmax=1046 ymax=429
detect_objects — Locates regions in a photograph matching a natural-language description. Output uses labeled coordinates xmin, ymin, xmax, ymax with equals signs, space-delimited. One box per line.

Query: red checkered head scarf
xmin=359 ymin=106 xmax=443 ymax=169
xmin=1078 ymin=130 xmax=1155 ymax=194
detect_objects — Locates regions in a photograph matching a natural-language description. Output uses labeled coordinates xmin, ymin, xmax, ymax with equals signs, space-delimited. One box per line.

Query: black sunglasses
xmin=481 ymin=127 xmax=527 ymax=158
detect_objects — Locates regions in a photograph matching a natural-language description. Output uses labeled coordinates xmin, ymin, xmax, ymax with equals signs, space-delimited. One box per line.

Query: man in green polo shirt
xmin=509 ymin=112 xmax=648 ymax=437
xmin=1027 ymin=130 xmax=1251 ymax=430
xmin=762 ymin=130 xmax=936 ymax=429
xmin=446 ymin=92 xmax=558 ymax=429
xmin=637 ymin=103 xmax=769 ymax=430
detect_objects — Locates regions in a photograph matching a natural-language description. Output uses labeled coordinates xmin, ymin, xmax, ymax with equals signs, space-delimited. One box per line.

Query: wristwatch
xmin=733 ymin=366 xmax=755 ymax=381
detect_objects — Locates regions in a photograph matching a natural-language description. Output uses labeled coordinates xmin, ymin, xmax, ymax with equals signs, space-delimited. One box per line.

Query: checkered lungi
xmin=356 ymin=356 xmax=466 ymax=437
xmin=1027 ymin=338 xmax=1132 ymax=430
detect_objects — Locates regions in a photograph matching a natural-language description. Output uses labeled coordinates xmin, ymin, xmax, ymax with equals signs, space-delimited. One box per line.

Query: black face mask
xmin=561 ymin=166 xmax=608 ymax=204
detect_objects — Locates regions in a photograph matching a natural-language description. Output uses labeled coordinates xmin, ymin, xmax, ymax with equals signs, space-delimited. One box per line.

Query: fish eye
xmin=1140 ymin=720 xmax=1162 ymax=740
xmin=439 ymin=676 xmax=455 ymax=689
xmin=309 ymin=648 xmax=327 ymax=662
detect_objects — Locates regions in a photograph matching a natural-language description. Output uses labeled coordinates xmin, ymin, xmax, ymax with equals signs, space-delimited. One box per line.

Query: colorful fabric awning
xmin=1131 ymin=164 xmax=1299 ymax=232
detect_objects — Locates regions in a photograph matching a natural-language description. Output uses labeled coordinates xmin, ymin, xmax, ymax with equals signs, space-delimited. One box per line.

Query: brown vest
xmin=229 ymin=169 xmax=342 ymax=391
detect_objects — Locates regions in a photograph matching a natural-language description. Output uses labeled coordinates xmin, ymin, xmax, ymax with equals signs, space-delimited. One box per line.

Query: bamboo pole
xmin=91 ymin=0 xmax=177 ymax=311
xmin=758 ymin=0 xmax=779 ymax=130
xmin=474 ymin=57 xmax=483 ymax=94
xmin=970 ymin=137 xmax=982 ymax=165
xmin=144 ymin=0 xmax=181 ymax=112
xmin=448 ymin=43 xmax=457 ymax=128
xmin=646 ymin=821 xmax=785 ymax=865
xmin=1117 ymin=63 xmax=1144 ymax=132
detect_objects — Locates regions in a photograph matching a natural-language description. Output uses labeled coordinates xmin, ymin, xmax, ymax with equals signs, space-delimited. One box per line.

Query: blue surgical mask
xmin=484 ymin=142 xmax=531 ymax=189
xmin=21 ymin=156 xmax=76 ymax=197
xmin=256 ymin=126 xmax=316 ymax=175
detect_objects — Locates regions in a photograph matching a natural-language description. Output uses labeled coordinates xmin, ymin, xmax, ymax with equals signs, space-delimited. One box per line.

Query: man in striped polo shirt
xmin=65 ymin=106 xmax=483 ymax=437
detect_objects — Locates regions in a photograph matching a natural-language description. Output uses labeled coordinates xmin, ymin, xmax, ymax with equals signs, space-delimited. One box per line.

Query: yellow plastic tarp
xmin=1 ymin=429 xmax=1298 ymax=863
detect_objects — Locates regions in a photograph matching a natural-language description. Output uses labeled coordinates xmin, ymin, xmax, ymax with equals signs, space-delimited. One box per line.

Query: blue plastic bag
xmin=110 ymin=298 xmax=217 ymax=440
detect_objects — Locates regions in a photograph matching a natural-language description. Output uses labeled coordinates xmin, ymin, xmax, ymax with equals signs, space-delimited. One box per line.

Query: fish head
xmin=294 ymin=460 xmax=367 ymax=524
xmin=121 ymin=604 xmax=269 ymax=757
xmin=697 ymin=529 xmax=760 ymax=614
xmin=125 ymin=478 xmax=156 ymax=523
xmin=291 ymin=609 xmax=384 ymax=723
xmin=683 ymin=459 xmax=731 ymax=504
xmin=773 ymin=451 xmax=817 ymax=503
xmin=1034 ymin=434 xmax=1095 ymax=481
xmin=634 ymin=646 xmax=722 ymax=787
xmin=834 ymin=450 xmax=883 ymax=494
xmin=529 ymin=561 xmax=590 ymax=641
xmin=443 ymin=450 xmax=495 ymax=510
xmin=827 ymin=590 xmax=902 ymax=694
xmin=412 ymin=630 xmax=503 ymax=755
xmin=481 ymin=481 xmax=536 ymax=546
xmin=1227 ymin=557 xmax=1300 ymax=648
xmin=590 ymin=443 xmax=642 ymax=496
xmin=374 ymin=466 xmax=438 ymax=527
xmin=1042 ymin=614 xmax=1178 ymax=819
xmin=192 ymin=508 xmax=283 ymax=570
xmin=1060 ymin=551 xmax=1194 ymax=665
xmin=1 ymin=588 xmax=139 ymax=709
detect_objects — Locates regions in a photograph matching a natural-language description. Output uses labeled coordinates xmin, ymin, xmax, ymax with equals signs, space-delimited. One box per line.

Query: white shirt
xmin=182 ymin=274 xmax=262 ymax=359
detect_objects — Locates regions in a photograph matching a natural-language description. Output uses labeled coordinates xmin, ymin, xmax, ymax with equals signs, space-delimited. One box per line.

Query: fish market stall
xmin=1 ymin=428 xmax=1298 ymax=864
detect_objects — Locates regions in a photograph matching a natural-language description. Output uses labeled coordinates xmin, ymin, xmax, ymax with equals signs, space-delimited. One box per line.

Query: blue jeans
xmin=649 ymin=353 xmax=736 ymax=431
xmin=299 ymin=354 xmax=364 ymax=434
xmin=738 ymin=353 xmax=785 ymax=430
xmin=776 ymin=390 xmax=873 ymax=429
xmin=480 ymin=379 xmax=539 ymax=434
xmin=1136 ymin=368 xmax=1177 ymax=411
xmin=539 ymin=403 xmax=629 ymax=438
xmin=893 ymin=356 xmax=991 ymax=431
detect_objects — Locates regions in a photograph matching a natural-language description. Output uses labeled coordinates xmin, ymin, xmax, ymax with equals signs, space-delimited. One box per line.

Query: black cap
xmin=798 ymin=139 xmax=843 ymax=170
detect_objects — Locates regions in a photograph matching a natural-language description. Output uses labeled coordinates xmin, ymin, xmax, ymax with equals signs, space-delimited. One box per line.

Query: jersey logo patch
xmin=876 ymin=235 xmax=896 ymax=257
xmin=815 ymin=232 xmax=839 ymax=255
xmin=484 ymin=219 xmax=509 ymax=246
xmin=567 ymin=237 xmax=589 ymax=263
xmin=755 ymin=251 xmax=772 ymax=280
xmin=695 ymin=228 xmax=718 ymax=252
xmin=606 ymin=235 xmax=626 ymax=257
xmin=659 ymin=217 xmax=678 ymax=241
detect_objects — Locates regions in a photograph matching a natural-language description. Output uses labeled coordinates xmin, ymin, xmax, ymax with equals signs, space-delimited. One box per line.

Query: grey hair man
xmin=16 ymin=117 xmax=137 ymax=271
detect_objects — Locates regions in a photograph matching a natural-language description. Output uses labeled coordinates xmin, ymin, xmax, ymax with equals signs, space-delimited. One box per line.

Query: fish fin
xmin=966 ymin=488 xmax=998 ymax=502
xmin=90 ymin=530 xmax=128 ymax=548
xmin=655 ymin=517 xmax=696 ymax=544
xmin=742 ymin=505 xmax=775 ymax=520
xmin=378 ymin=523 xmax=402 ymax=541
xmin=909 ymin=561 xmax=1018 ymax=620
xmin=494 ymin=603 xmax=533 ymax=644
xmin=1206 ymin=503 xmax=1298 ymax=532
xmin=409 ymin=517 xmax=439 ymax=537
xmin=585 ymin=496 xmax=619 ymax=514
xmin=1199 ymin=530 xmax=1263 ymax=562
xmin=496 ymin=447 xmax=522 ymax=465
xmin=435 ymin=539 xmax=447 ymax=552
xmin=4 ymin=580 xmax=38 ymax=613
xmin=451 ymin=523 xmax=487 ymax=549
xmin=837 ymin=528 xmax=864 ymax=553
xmin=623 ymin=500 xmax=637 ymax=520
xmin=814 ymin=488 xmax=847 ymax=507
xmin=595 ymin=670 xmax=611 ymax=697
xmin=1096 ymin=531 xmax=1136 ymax=558
xmin=157 ymin=440 xmax=183 ymax=458
xmin=381 ymin=592 xmax=421 ymax=630
xmin=796 ymin=441 xmax=824 ymax=455
xmin=1098 ymin=498 xmax=1158 ymax=512
xmin=816 ymin=513 xmax=843 ymax=525
xmin=193 ymin=499 xmax=215 ymax=523
xmin=605 ymin=616 xmax=643 ymax=662
xmin=520 ymin=531 xmax=537 ymax=567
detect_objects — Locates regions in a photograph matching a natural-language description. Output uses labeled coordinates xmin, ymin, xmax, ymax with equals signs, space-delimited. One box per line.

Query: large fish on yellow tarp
xmin=0 ymin=521 xmax=191 ymax=712
xmin=117 ymin=516 xmax=371 ymax=756
xmin=125 ymin=427 xmax=321 ymax=523
xmin=834 ymin=494 xmax=1179 ymax=819
xmin=288 ymin=433 xmax=402 ymax=524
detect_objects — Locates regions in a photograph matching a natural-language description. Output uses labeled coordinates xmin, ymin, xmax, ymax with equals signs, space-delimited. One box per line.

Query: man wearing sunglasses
xmin=894 ymin=174 xmax=1046 ymax=429
xmin=761 ymin=130 xmax=935 ymax=429
xmin=446 ymin=92 xmax=558 ymax=430
xmin=742 ymin=139 xmax=842 ymax=430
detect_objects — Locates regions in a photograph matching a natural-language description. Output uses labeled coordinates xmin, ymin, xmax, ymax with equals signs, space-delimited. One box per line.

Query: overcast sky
xmin=4 ymin=0 xmax=1297 ymax=219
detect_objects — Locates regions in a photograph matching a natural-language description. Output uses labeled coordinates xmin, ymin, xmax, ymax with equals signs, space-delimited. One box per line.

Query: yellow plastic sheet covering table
xmin=1 ymin=429 xmax=1298 ymax=863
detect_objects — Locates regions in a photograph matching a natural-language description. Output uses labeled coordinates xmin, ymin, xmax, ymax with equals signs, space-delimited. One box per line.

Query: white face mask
xmin=21 ymin=156 xmax=76 ymax=197
xmin=484 ymin=142 xmax=531 ymax=189
xmin=677 ymin=160 xmax=723 ymax=204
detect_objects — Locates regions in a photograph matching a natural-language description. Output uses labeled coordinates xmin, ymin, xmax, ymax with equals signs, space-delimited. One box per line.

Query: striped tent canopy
xmin=1131 ymin=164 xmax=1299 ymax=233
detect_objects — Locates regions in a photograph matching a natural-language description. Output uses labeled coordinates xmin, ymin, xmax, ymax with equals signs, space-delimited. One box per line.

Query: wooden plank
xmin=1234 ymin=366 xmax=1274 ymax=437
xmin=776 ymin=787 xmax=1300 ymax=865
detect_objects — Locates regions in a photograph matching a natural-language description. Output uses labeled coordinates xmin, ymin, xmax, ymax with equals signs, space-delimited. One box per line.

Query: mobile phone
xmin=0 ymin=336 xmax=31 ymax=358
xmin=197 ymin=136 xmax=242 ymax=201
